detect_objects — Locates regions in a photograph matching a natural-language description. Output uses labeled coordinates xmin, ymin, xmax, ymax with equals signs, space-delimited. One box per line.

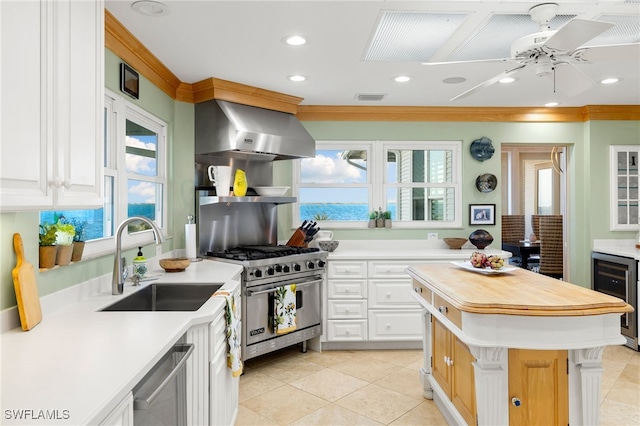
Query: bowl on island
xmin=159 ymin=257 xmax=191 ymax=272
xmin=443 ymin=238 xmax=467 ymax=250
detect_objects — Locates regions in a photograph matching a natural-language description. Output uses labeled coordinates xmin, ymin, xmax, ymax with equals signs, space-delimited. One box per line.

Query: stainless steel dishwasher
xmin=132 ymin=343 xmax=194 ymax=425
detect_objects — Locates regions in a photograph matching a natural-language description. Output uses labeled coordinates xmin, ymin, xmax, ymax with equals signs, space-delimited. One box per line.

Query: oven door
xmin=244 ymin=276 xmax=322 ymax=346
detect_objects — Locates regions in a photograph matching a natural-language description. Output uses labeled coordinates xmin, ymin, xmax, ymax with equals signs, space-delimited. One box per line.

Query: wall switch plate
xmin=428 ymin=233 xmax=438 ymax=240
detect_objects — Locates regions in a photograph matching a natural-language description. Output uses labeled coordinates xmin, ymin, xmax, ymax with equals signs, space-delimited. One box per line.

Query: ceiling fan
xmin=428 ymin=2 xmax=640 ymax=101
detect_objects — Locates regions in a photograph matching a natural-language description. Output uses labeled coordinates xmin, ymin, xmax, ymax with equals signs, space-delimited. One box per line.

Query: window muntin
xmin=293 ymin=141 xmax=461 ymax=228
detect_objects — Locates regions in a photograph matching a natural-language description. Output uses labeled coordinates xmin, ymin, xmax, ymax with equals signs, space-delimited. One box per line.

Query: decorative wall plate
xmin=470 ymin=136 xmax=495 ymax=161
xmin=476 ymin=173 xmax=497 ymax=192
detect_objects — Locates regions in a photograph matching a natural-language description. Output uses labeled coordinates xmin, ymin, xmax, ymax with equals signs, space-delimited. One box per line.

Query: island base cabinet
xmin=508 ymin=349 xmax=568 ymax=426
xmin=99 ymin=392 xmax=133 ymax=426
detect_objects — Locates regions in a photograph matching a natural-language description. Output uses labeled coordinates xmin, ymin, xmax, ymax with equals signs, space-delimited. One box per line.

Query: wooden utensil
xmin=12 ymin=233 xmax=42 ymax=331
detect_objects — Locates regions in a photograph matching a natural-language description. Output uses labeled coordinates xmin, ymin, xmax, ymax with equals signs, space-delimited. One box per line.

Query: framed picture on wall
xmin=120 ymin=63 xmax=139 ymax=99
xmin=469 ymin=204 xmax=495 ymax=225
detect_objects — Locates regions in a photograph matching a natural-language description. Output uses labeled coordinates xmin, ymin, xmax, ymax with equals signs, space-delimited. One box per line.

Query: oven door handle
xmin=248 ymin=278 xmax=323 ymax=296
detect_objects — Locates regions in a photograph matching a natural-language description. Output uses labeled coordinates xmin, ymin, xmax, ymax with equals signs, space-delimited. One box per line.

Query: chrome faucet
xmin=112 ymin=216 xmax=164 ymax=295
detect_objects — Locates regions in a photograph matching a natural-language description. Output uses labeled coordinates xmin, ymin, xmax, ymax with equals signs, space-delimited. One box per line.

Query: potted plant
xmin=39 ymin=224 xmax=57 ymax=269
xmin=368 ymin=211 xmax=377 ymax=228
xmin=383 ymin=210 xmax=392 ymax=228
xmin=375 ymin=207 xmax=385 ymax=228
xmin=54 ymin=217 xmax=75 ymax=266
xmin=70 ymin=219 xmax=88 ymax=262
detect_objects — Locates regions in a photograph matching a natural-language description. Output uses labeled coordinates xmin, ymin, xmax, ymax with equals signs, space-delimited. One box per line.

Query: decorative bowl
xmin=318 ymin=240 xmax=339 ymax=252
xmin=253 ymin=186 xmax=290 ymax=196
xmin=469 ymin=229 xmax=494 ymax=249
xmin=159 ymin=257 xmax=191 ymax=272
xmin=443 ymin=238 xmax=467 ymax=250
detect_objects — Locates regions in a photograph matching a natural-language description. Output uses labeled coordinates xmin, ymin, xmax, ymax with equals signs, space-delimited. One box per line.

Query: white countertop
xmin=592 ymin=239 xmax=640 ymax=261
xmin=323 ymin=239 xmax=512 ymax=260
xmin=0 ymin=259 xmax=243 ymax=425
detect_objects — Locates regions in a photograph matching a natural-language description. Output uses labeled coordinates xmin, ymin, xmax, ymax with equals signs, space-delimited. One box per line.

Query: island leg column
xmin=568 ymin=346 xmax=605 ymax=426
xmin=420 ymin=309 xmax=434 ymax=399
xmin=469 ymin=346 xmax=509 ymax=426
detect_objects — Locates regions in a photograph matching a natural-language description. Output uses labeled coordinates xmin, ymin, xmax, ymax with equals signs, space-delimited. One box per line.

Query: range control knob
xmin=283 ymin=265 xmax=291 ymax=273
xmin=266 ymin=267 xmax=275 ymax=276
xmin=317 ymin=260 xmax=326 ymax=268
xmin=307 ymin=261 xmax=315 ymax=269
xmin=293 ymin=263 xmax=301 ymax=272
xmin=254 ymin=269 xmax=262 ymax=278
xmin=275 ymin=264 xmax=283 ymax=273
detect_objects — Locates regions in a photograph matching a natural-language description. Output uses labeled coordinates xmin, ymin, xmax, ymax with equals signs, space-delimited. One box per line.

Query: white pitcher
xmin=207 ymin=165 xmax=232 ymax=196
xmin=316 ymin=230 xmax=333 ymax=241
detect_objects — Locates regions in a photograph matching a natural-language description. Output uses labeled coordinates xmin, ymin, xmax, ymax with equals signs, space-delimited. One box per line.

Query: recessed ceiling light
xmin=545 ymin=102 xmax=559 ymax=107
xmin=442 ymin=77 xmax=466 ymax=84
xmin=499 ymin=77 xmax=515 ymax=84
xmin=287 ymin=75 xmax=307 ymax=82
xmin=393 ymin=75 xmax=411 ymax=83
xmin=131 ymin=1 xmax=169 ymax=16
xmin=601 ymin=78 xmax=619 ymax=85
xmin=282 ymin=35 xmax=308 ymax=46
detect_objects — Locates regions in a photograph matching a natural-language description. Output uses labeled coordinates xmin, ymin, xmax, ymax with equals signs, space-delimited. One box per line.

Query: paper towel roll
xmin=185 ymin=223 xmax=197 ymax=260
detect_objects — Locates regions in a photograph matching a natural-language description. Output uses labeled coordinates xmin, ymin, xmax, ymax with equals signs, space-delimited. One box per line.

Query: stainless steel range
xmin=207 ymin=246 xmax=327 ymax=361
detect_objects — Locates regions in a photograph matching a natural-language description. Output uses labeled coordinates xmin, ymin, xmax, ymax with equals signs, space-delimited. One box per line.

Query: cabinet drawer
xmin=327 ymin=300 xmax=367 ymax=319
xmin=209 ymin=311 xmax=226 ymax=361
xmin=434 ymin=294 xmax=462 ymax=329
xmin=368 ymin=310 xmax=423 ymax=341
xmin=412 ymin=280 xmax=433 ymax=306
xmin=368 ymin=261 xmax=421 ymax=278
xmin=328 ymin=261 xmax=368 ymax=278
xmin=326 ymin=320 xmax=367 ymax=341
xmin=327 ymin=279 xmax=367 ymax=298
xmin=369 ymin=279 xmax=419 ymax=308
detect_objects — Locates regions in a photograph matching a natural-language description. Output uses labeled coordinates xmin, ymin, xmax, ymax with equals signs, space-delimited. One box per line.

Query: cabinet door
xmin=508 ymin=349 xmax=568 ymax=426
xmin=0 ymin=0 xmax=53 ymax=209
xmin=99 ymin=392 xmax=133 ymax=426
xmin=452 ymin=338 xmax=477 ymax=426
xmin=431 ymin=318 xmax=452 ymax=398
xmin=210 ymin=345 xmax=227 ymax=426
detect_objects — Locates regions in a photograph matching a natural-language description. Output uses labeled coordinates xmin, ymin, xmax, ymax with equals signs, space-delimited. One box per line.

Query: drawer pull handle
xmin=386 ymin=292 xmax=391 ymax=298
xmin=345 ymin=288 xmax=350 ymax=293
xmin=386 ymin=323 xmax=391 ymax=329
xmin=345 ymin=330 xmax=351 ymax=335
xmin=345 ymin=308 xmax=350 ymax=313
xmin=438 ymin=306 xmax=448 ymax=314
xmin=414 ymin=287 xmax=422 ymax=293
xmin=511 ymin=397 xmax=521 ymax=407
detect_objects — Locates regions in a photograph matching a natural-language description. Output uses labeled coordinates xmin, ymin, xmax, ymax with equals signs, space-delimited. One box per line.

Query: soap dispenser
xmin=133 ymin=247 xmax=147 ymax=278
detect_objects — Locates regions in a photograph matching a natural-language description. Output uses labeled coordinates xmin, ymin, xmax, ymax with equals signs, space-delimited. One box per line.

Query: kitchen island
xmin=407 ymin=263 xmax=633 ymax=426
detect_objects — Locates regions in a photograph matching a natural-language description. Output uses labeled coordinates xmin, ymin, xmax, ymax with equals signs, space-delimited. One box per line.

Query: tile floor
xmin=235 ymin=344 xmax=640 ymax=425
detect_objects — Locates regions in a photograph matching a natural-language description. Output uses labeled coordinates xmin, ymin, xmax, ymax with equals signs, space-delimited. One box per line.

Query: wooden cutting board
xmin=12 ymin=233 xmax=42 ymax=330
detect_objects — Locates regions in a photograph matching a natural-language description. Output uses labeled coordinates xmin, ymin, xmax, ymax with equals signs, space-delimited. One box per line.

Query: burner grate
xmin=207 ymin=245 xmax=319 ymax=261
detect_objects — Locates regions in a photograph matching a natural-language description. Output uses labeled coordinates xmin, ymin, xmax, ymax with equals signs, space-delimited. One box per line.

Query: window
xmin=293 ymin=141 xmax=461 ymax=228
xmin=40 ymin=89 xmax=167 ymax=256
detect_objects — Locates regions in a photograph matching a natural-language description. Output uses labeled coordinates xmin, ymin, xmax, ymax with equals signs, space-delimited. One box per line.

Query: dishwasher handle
xmin=133 ymin=343 xmax=194 ymax=410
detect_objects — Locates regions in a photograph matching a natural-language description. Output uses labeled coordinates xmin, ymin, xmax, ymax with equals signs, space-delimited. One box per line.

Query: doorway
xmin=501 ymin=144 xmax=568 ymax=277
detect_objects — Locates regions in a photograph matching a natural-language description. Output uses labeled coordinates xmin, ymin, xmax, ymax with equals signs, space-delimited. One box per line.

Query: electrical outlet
xmin=427 ymin=232 xmax=438 ymax=240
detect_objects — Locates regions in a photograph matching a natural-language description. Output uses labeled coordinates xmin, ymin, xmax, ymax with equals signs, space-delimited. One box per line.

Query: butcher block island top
xmin=406 ymin=263 xmax=633 ymax=317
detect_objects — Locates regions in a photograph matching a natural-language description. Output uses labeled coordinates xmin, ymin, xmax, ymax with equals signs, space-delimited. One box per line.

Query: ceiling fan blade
xmin=450 ymin=64 xmax=527 ymax=101
xmin=549 ymin=63 xmax=595 ymax=97
xmin=545 ymin=19 xmax=614 ymax=52
xmin=573 ymin=43 xmax=640 ymax=62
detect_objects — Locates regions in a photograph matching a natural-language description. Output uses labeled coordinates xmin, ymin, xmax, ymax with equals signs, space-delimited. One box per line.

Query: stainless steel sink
xmin=101 ymin=283 xmax=223 ymax=312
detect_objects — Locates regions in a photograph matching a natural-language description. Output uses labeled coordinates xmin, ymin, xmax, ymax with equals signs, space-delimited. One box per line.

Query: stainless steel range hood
xmin=195 ymin=100 xmax=316 ymax=160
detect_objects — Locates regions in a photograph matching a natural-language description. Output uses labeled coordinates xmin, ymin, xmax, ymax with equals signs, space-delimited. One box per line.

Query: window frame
xmin=80 ymin=89 xmax=168 ymax=258
xmin=292 ymin=140 xmax=462 ymax=229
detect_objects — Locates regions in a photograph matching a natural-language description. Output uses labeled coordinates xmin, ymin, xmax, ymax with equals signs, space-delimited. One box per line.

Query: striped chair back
xmin=502 ymin=215 xmax=525 ymax=243
xmin=539 ymin=215 xmax=563 ymax=279
xmin=531 ymin=215 xmax=541 ymax=239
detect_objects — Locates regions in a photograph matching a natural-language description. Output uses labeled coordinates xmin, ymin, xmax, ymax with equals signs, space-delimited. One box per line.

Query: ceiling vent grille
xmin=586 ymin=14 xmax=640 ymax=45
xmin=363 ymin=11 xmax=467 ymax=61
xmin=355 ymin=93 xmax=386 ymax=102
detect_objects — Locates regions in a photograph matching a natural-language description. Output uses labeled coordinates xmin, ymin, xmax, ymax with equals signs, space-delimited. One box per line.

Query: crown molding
xmin=105 ymin=10 xmax=639 ymax=122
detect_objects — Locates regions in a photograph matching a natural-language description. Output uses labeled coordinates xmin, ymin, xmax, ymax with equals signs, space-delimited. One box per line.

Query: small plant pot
xmin=368 ymin=219 xmax=376 ymax=228
xmin=71 ymin=241 xmax=85 ymax=262
xmin=56 ymin=244 xmax=74 ymax=266
xmin=376 ymin=219 xmax=385 ymax=228
xmin=385 ymin=219 xmax=392 ymax=228
xmin=39 ymin=246 xmax=57 ymax=269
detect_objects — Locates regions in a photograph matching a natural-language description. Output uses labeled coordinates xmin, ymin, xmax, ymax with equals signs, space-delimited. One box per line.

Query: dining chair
xmin=501 ymin=215 xmax=525 ymax=266
xmin=531 ymin=214 xmax=541 ymax=240
xmin=538 ymin=215 xmax=564 ymax=279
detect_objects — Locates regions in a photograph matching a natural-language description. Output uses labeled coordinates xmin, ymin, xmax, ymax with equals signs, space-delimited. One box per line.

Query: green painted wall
xmin=0 ymin=50 xmax=194 ymax=310
xmin=276 ymin=119 xmax=639 ymax=288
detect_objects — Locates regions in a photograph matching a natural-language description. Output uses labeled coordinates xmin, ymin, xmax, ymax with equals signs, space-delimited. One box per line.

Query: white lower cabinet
xmin=326 ymin=260 xmax=423 ymax=344
xmin=99 ymin=392 xmax=133 ymax=426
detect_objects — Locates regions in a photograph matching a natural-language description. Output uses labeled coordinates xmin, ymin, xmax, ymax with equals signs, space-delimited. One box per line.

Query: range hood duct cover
xmin=195 ymin=100 xmax=316 ymax=160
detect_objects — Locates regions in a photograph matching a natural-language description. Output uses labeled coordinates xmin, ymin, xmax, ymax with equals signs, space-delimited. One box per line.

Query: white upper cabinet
xmin=0 ymin=0 xmax=104 ymax=211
